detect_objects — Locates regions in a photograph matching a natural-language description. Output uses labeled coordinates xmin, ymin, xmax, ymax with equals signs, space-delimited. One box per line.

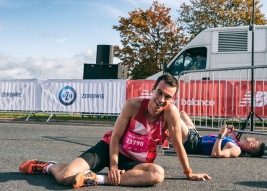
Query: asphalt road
xmin=0 ymin=118 xmax=267 ymax=191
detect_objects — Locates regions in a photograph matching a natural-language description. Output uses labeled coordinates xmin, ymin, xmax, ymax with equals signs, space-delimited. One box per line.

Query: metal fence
xmin=177 ymin=65 xmax=267 ymax=134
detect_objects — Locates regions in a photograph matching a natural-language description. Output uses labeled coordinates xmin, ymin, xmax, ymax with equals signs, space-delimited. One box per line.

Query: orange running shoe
xmin=19 ymin=159 xmax=56 ymax=174
xmin=73 ymin=170 xmax=99 ymax=188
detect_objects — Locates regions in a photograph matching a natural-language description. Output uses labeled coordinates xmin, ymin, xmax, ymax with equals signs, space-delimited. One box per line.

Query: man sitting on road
xmin=163 ymin=111 xmax=265 ymax=158
xmin=19 ymin=73 xmax=211 ymax=188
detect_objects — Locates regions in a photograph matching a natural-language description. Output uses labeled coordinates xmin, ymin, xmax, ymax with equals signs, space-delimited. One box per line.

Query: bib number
xmin=123 ymin=131 xmax=149 ymax=152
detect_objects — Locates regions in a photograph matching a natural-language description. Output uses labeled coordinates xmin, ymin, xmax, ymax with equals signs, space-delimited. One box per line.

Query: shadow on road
xmin=0 ymin=172 xmax=70 ymax=190
xmin=235 ymin=181 xmax=267 ymax=188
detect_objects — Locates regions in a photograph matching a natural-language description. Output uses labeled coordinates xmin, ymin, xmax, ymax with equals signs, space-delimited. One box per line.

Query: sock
xmin=96 ymin=175 xmax=105 ymax=184
xmin=46 ymin=163 xmax=55 ymax=174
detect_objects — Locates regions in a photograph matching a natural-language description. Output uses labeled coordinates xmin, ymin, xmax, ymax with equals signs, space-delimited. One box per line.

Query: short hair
xmin=248 ymin=141 xmax=265 ymax=157
xmin=153 ymin=73 xmax=179 ymax=95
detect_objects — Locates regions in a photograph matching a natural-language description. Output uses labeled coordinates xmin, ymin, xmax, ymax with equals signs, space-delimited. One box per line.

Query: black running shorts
xmin=183 ymin=129 xmax=202 ymax=154
xmin=78 ymin=140 xmax=142 ymax=173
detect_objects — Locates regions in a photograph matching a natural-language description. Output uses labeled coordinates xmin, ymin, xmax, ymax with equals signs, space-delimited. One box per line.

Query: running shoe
xmin=19 ymin=159 xmax=56 ymax=174
xmin=162 ymin=140 xmax=170 ymax=149
xmin=73 ymin=170 xmax=99 ymax=188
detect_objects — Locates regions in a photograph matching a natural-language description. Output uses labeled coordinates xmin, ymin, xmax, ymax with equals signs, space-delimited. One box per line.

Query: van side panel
xmin=146 ymin=25 xmax=267 ymax=80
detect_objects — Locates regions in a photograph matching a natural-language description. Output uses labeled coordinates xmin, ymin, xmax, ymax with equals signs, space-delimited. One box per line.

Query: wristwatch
xmin=218 ymin=134 xmax=224 ymax=139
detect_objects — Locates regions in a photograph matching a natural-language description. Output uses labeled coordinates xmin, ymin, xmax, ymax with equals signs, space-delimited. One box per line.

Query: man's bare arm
xmin=165 ymin=104 xmax=211 ymax=181
xmin=109 ymin=98 xmax=140 ymax=185
xmin=211 ymin=125 xmax=241 ymax=158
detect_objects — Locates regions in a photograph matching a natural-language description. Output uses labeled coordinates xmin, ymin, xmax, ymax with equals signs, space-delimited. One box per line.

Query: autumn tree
xmin=113 ymin=1 xmax=188 ymax=79
xmin=177 ymin=0 xmax=267 ymax=38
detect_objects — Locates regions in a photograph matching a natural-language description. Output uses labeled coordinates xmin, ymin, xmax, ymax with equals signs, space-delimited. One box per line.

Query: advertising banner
xmin=126 ymin=80 xmax=178 ymax=106
xmin=41 ymin=79 xmax=126 ymax=113
xmin=0 ymin=79 xmax=41 ymax=111
xmin=178 ymin=80 xmax=235 ymax=118
xmin=126 ymin=80 xmax=156 ymax=100
xmin=236 ymin=81 xmax=267 ymax=118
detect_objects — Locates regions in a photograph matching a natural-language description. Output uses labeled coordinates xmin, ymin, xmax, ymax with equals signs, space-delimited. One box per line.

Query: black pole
xmin=236 ymin=1 xmax=267 ymax=139
xmin=250 ymin=0 xmax=255 ymax=131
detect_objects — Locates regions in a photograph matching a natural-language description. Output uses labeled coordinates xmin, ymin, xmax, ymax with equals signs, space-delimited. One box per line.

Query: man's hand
xmin=227 ymin=125 xmax=235 ymax=131
xmin=219 ymin=124 xmax=229 ymax=136
xmin=187 ymin=173 xmax=212 ymax=181
xmin=108 ymin=169 xmax=125 ymax=186
xmin=219 ymin=124 xmax=235 ymax=137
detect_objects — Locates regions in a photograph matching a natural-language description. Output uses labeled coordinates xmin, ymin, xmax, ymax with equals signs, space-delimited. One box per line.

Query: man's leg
xmin=180 ymin=111 xmax=202 ymax=154
xmin=179 ymin=111 xmax=196 ymax=143
xmin=51 ymin=140 xmax=110 ymax=186
xmin=19 ymin=141 xmax=109 ymax=186
xmin=180 ymin=111 xmax=195 ymax=129
xmin=75 ymin=162 xmax=164 ymax=186
xmin=113 ymin=163 xmax=164 ymax=186
xmin=49 ymin=157 xmax=89 ymax=185
xmin=19 ymin=158 xmax=90 ymax=186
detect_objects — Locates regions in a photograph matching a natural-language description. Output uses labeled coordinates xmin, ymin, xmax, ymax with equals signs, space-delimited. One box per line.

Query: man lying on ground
xmin=163 ymin=111 xmax=265 ymax=158
xmin=19 ymin=73 xmax=211 ymax=188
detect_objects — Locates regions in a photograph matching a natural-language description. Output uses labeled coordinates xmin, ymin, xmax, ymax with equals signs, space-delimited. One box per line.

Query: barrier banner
xmin=126 ymin=80 xmax=178 ymax=106
xmin=0 ymin=79 xmax=41 ymax=111
xmin=126 ymin=80 xmax=155 ymax=100
xmin=179 ymin=80 xmax=235 ymax=117
xmin=41 ymin=79 xmax=126 ymax=113
xmin=236 ymin=81 xmax=267 ymax=118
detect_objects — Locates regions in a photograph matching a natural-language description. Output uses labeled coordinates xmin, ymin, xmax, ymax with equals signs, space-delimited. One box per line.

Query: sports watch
xmin=218 ymin=134 xmax=224 ymax=139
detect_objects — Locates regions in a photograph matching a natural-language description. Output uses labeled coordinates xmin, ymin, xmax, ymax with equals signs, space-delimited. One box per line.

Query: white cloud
xmin=55 ymin=38 xmax=69 ymax=43
xmin=0 ymin=49 xmax=96 ymax=80
xmin=84 ymin=2 xmax=127 ymax=19
xmin=85 ymin=48 xmax=94 ymax=57
xmin=103 ymin=0 xmax=184 ymax=19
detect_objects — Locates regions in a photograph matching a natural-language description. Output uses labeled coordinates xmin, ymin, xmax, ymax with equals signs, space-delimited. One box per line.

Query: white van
xmin=147 ymin=25 xmax=267 ymax=80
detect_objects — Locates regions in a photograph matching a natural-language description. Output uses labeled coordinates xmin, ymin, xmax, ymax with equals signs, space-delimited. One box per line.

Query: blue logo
xmin=58 ymin=86 xmax=77 ymax=106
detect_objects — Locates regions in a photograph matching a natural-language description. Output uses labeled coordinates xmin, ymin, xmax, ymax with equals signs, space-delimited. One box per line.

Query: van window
xmin=169 ymin=47 xmax=207 ymax=76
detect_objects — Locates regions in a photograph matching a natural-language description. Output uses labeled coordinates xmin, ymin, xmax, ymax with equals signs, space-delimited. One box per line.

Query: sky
xmin=0 ymin=0 xmax=267 ymax=80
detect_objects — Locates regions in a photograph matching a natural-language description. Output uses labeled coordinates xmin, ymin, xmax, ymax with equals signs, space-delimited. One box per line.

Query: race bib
xmin=123 ymin=131 xmax=150 ymax=152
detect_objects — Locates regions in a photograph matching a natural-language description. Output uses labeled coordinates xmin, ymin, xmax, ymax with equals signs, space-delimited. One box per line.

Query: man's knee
xmin=180 ymin=111 xmax=187 ymax=119
xmin=53 ymin=157 xmax=90 ymax=185
xmin=148 ymin=164 xmax=165 ymax=184
xmin=54 ymin=171 xmax=75 ymax=185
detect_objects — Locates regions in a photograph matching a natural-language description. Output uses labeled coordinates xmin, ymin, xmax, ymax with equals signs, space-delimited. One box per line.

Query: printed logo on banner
xmin=1 ymin=92 xmax=22 ymax=97
xmin=238 ymin=91 xmax=267 ymax=107
xmin=181 ymin=98 xmax=215 ymax=106
xmin=139 ymin=90 xmax=152 ymax=98
xmin=58 ymin=86 xmax=77 ymax=106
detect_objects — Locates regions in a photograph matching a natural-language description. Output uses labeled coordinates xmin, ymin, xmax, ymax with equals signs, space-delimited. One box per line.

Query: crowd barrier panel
xmin=1 ymin=66 xmax=267 ymax=133
xmin=0 ymin=79 xmax=42 ymax=121
xmin=40 ymin=79 xmax=126 ymax=122
xmin=177 ymin=65 xmax=267 ymax=134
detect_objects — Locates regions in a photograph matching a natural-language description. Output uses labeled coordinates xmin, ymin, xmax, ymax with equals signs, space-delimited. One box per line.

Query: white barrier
xmin=40 ymin=79 xmax=126 ymax=114
xmin=0 ymin=79 xmax=41 ymax=112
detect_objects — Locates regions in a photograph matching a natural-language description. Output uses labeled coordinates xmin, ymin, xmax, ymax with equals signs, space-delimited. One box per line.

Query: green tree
xmin=177 ymin=0 xmax=267 ymax=38
xmin=113 ymin=1 xmax=188 ymax=79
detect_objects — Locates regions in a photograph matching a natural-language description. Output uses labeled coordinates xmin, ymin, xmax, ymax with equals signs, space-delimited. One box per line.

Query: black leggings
xmin=79 ymin=140 xmax=142 ymax=173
